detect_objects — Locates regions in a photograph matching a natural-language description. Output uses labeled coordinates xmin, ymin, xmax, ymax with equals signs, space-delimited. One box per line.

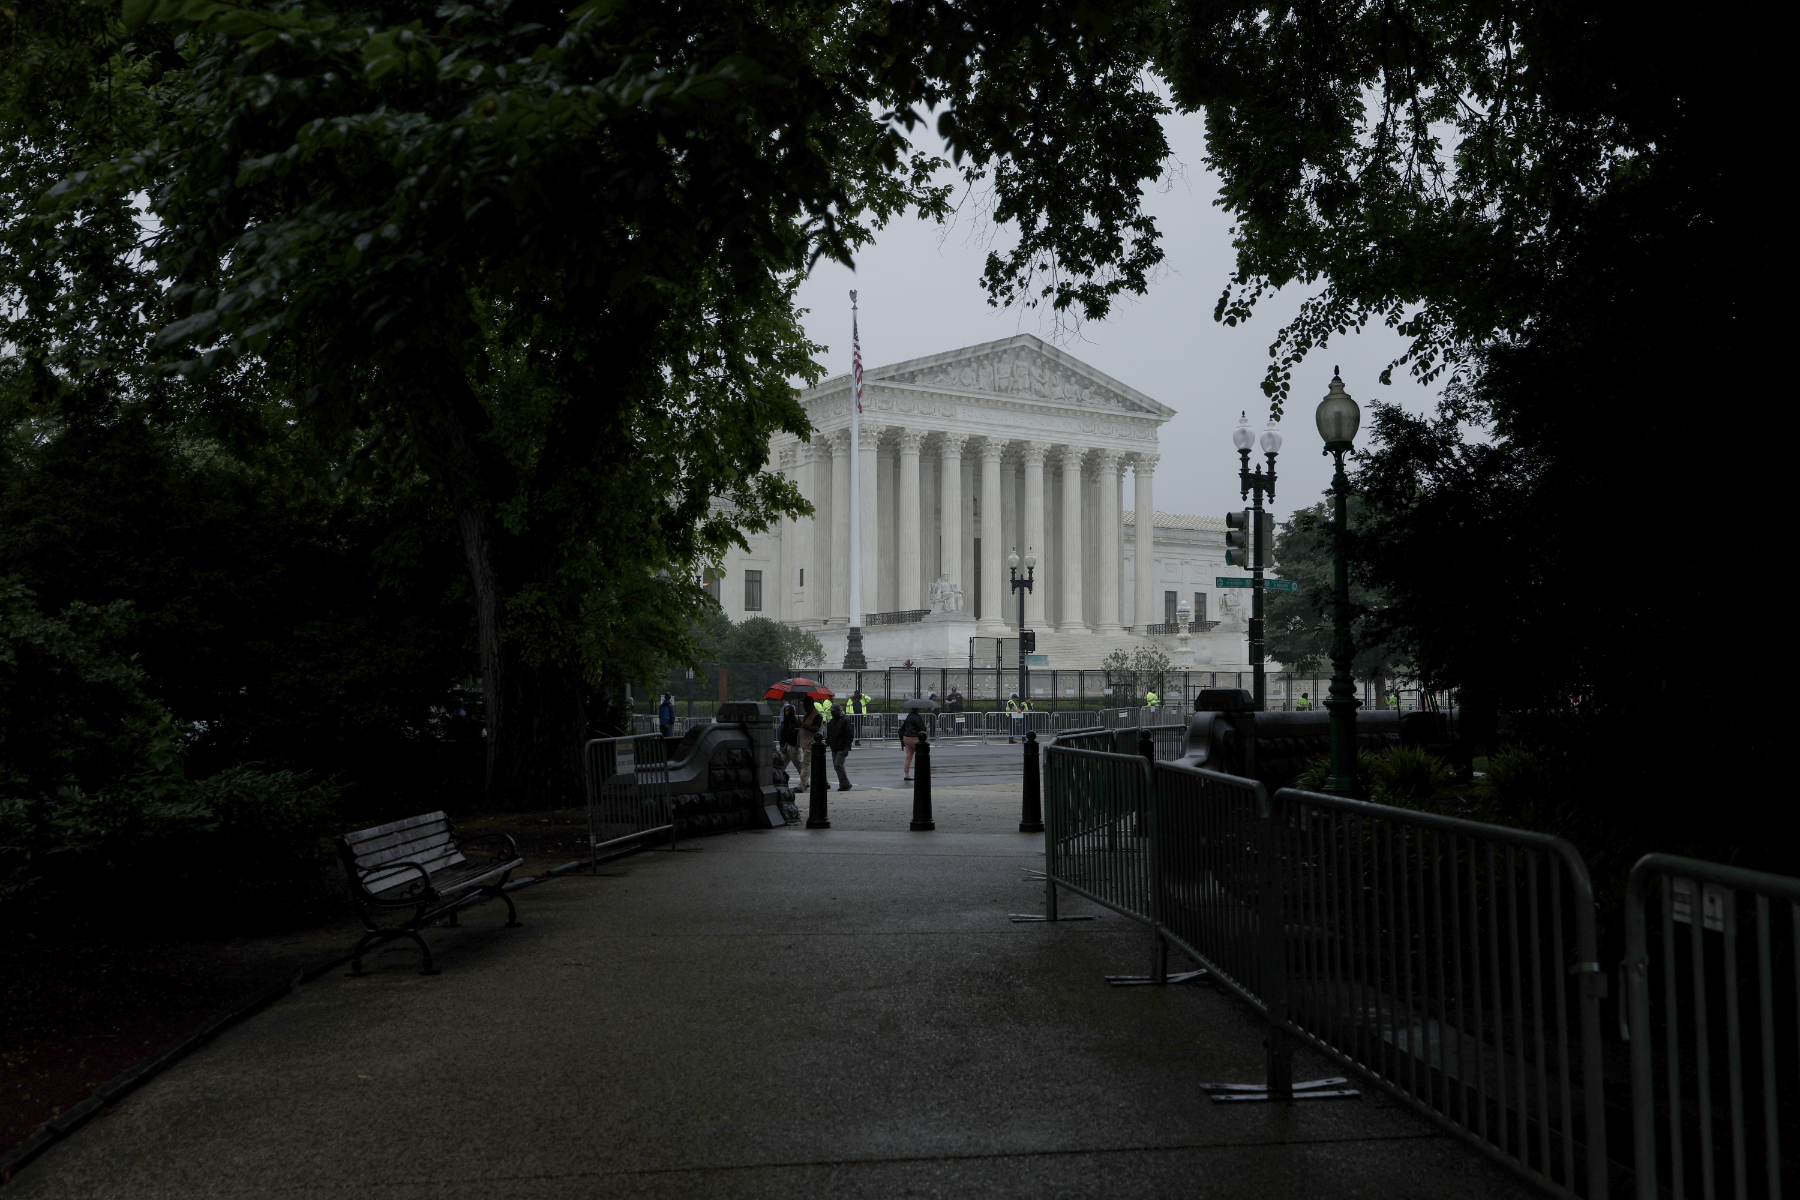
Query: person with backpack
xmin=899 ymin=706 xmax=928 ymax=781
xmin=658 ymin=692 xmax=675 ymax=737
xmin=827 ymin=703 xmax=855 ymax=791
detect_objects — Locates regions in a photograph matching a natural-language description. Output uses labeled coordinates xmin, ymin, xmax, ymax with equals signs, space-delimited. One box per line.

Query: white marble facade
xmin=713 ymin=334 xmax=1259 ymax=669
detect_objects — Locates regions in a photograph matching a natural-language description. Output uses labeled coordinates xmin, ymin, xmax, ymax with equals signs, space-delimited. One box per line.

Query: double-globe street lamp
xmin=1315 ymin=369 xmax=1362 ymax=797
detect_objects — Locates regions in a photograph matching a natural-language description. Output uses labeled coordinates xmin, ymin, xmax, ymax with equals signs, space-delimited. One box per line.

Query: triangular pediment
xmin=863 ymin=335 xmax=1174 ymax=420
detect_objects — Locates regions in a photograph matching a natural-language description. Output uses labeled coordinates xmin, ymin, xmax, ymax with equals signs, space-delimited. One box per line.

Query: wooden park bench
xmin=335 ymin=812 xmax=524 ymax=976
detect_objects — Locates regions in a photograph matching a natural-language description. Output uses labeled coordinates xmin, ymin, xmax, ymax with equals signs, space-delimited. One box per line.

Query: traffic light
xmin=1225 ymin=510 xmax=1251 ymax=567
xmin=1021 ymin=629 xmax=1037 ymax=653
xmin=1257 ymin=512 xmax=1276 ymax=567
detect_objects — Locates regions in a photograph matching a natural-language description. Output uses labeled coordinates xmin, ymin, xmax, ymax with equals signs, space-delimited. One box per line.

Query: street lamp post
xmin=1233 ymin=413 xmax=1281 ymax=710
xmin=1315 ymin=369 xmax=1362 ymax=797
xmin=1008 ymin=548 xmax=1036 ymax=739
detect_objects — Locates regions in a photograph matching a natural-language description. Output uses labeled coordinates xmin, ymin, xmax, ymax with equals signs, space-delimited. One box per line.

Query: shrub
xmin=1367 ymin=745 xmax=1455 ymax=806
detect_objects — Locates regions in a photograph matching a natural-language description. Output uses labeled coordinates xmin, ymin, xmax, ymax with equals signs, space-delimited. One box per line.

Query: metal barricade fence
xmin=1053 ymin=725 xmax=1185 ymax=759
xmin=1268 ymin=785 xmax=1608 ymax=1198
xmin=583 ymin=734 xmax=675 ymax=855
xmin=1042 ymin=747 xmax=1156 ymax=925
xmin=1036 ymin=756 xmax=1610 ymax=1197
xmin=1623 ymin=855 xmax=1799 ymax=1200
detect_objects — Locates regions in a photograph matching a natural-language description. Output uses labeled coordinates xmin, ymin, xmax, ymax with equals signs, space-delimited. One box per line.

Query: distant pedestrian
xmin=779 ymin=703 xmax=803 ymax=774
xmin=849 ymin=689 xmax=869 ymax=745
xmin=1296 ymin=692 xmax=1311 ymax=711
xmin=926 ymin=693 xmax=940 ymax=736
xmin=827 ymin=705 xmax=855 ymax=791
xmin=900 ymin=707 xmax=928 ymax=781
xmin=799 ymin=702 xmax=823 ymax=768
xmin=945 ymin=687 xmax=966 ymax=734
xmin=659 ymin=691 xmax=675 ymax=737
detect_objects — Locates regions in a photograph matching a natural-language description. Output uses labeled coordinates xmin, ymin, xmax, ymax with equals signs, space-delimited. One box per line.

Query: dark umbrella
xmin=765 ymin=677 xmax=834 ymax=701
xmin=901 ymin=697 xmax=940 ymax=711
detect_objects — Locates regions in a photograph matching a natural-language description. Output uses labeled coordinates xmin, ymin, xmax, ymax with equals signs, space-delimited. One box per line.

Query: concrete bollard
xmin=1019 ymin=729 xmax=1043 ymax=833
xmin=910 ymin=733 xmax=935 ymax=831
xmin=806 ymin=736 xmax=830 ymax=829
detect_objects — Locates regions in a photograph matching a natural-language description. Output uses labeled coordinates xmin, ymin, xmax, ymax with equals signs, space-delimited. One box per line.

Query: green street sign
xmin=1215 ymin=577 xmax=1298 ymax=592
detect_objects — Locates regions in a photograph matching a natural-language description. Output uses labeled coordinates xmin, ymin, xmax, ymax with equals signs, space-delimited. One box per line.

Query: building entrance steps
xmin=13 ymin=829 xmax=1543 ymax=1199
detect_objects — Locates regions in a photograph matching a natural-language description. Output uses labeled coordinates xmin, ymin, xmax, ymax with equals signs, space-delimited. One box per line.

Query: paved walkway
xmin=14 ymin=823 xmax=1540 ymax=1198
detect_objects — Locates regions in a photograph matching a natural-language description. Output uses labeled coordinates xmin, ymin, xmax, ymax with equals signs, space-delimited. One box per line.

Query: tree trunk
xmin=432 ymin=381 xmax=590 ymax=813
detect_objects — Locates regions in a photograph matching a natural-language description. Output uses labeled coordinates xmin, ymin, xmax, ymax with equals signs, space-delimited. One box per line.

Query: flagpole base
xmin=842 ymin=626 xmax=867 ymax=670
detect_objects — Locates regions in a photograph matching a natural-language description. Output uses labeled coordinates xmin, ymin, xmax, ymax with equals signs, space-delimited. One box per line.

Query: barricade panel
xmin=1624 ymin=855 xmax=1800 ymax=1200
xmin=583 ymin=733 xmax=674 ymax=854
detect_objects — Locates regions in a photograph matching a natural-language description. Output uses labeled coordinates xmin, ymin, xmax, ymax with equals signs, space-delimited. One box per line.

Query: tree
xmin=5 ymin=0 xmax=1176 ymax=813
xmin=1102 ymin=644 xmax=1172 ymax=703
xmin=1152 ymin=0 xmax=1779 ymax=863
xmin=1265 ymin=499 xmax=1403 ymax=681
xmin=699 ymin=615 xmax=825 ymax=669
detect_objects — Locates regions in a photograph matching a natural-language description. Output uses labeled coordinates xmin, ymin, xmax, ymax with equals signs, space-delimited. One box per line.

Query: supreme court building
xmin=714 ymin=334 xmax=1257 ymax=670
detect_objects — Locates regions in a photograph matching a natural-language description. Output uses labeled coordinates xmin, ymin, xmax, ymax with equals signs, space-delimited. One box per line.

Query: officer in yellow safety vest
xmin=1296 ymin=692 xmax=1311 ymax=710
xmin=848 ymin=690 xmax=868 ymax=745
xmin=1005 ymin=692 xmax=1026 ymax=743
xmin=1144 ymin=688 xmax=1159 ymax=709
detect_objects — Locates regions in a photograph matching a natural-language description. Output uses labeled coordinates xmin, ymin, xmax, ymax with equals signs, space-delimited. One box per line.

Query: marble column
xmin=979 ymin=438 xmax=1007 ymax=632
xmin=1021 ymin=441 xmax=1049 ymax=626
xmin=858 ymin=424 xmax=880 ymax=625
xmin=804 ymin=438 xmax=828 ymax=623
xmin=938 ymin=434 xmax=967 ymax=607
xmin=1094 ymin=449 xmax=1123 ymax=633
xmin=1133 ymin=452 xmax=1158 ymax=631
xmin=1055 ymin=445 xmax=1085 ymax=632
xmin=777 ymin=443 xmax=796 ymax=621
xmin=830 ymin=428 xmax=852 ymax=625
xmin=896 ymin=427 xmax=924 ymax=611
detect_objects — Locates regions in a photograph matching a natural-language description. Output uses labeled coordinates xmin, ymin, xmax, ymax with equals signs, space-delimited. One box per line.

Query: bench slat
xmin=364 ymin=848 xmax=467 ymax=895
xmin=346 ymin=821 xmax=453 ymax=862
xmin=342 ymin=811 xmax=450 ymax=847
xmin=355 ymin=829 xmax=456 ymax=870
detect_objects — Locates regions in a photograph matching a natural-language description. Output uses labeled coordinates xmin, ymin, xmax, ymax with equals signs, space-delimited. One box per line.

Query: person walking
xmin=900 ymin=706 xmax=928 ymax=782
xmin=1005 ymin=692 xmax=1023 ymax=743
xmin=799 ymin=701 xmax=823 ymax=771
xmin=778 ymin=703 xmax=803 ymax=774
xmin=827 ymin=703 xmax=855 ymax=791
xmin=925 ymin=693 xmax=940 ymax=737
xmin=658 ymin=691 xmax=675 ymax=737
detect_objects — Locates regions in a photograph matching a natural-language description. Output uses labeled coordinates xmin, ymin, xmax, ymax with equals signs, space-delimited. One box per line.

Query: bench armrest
xmin=456 ymin=832 xmax=521 ymax=863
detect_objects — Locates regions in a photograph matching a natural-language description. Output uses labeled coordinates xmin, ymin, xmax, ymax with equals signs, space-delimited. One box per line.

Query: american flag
xmin=852 ymin=308 xmax=863 ymax=413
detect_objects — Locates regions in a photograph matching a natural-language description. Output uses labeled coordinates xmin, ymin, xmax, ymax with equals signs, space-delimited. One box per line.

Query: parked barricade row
xmin=1038 ymin=748 xmax=1611 ymax=1198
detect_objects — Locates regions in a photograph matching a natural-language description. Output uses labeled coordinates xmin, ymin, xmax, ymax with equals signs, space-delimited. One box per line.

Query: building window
xmin=799 ymin=568 xmax=804 ymax=588
xmin=1164 ymin=590 xmax=1178 ymax=625
xmin=744 ymin=570 xmax=763 ymax=612
xmin=703 ymin=567 xmax=722 ymax=603
xmin=1194 ymin=592 xmax=1207 ymax=624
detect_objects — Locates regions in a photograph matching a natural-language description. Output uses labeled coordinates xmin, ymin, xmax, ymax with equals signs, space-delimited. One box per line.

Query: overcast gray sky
xmin=793 ymin=108 xmax=1442 ymax=525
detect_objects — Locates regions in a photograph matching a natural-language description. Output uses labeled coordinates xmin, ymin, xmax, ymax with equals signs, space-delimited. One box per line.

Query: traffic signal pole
xmin=1230 ymin=416 xmax=1279 ymax=712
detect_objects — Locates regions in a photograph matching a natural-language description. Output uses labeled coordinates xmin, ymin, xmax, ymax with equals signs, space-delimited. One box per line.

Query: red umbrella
xmin=765 ymin=677 xmax=834 ymax=701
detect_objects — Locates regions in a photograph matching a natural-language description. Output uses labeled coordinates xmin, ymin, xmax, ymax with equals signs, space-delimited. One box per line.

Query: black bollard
xmin=1019 ymin=729 xmax=1043 ymax=833
xmin=806 ymin=736 xmax=830 ymax=828
xmin=910 ymin=733 xmax=935 ymax=830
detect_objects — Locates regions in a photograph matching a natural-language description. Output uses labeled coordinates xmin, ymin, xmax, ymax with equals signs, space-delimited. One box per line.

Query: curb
xmin=0 ymin=842 xmax=647 ymax=1186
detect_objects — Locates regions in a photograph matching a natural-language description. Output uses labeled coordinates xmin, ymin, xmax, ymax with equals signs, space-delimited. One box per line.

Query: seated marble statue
xmin=930 ymin=573 xmax=964 ymax=613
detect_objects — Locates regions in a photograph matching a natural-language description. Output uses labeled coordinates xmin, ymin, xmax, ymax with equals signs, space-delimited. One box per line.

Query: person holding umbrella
xmin=778 ymin=703 xmax=802 ymax=774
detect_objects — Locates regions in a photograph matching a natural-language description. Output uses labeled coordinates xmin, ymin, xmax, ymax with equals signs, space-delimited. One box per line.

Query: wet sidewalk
xmin=11 ymin=827 xmax=1540 ymax=1198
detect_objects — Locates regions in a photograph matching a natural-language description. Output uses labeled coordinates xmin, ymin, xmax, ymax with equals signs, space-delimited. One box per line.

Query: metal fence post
xmin=1259 ymin=785 xmax=1293 ymax=1099
xmin=806 ymin=737 xmax=830 ymax=829
xmin=1021 ymin=730 xmax=1043 ymax=833
xmin=1146 ymin=754 xmax=1167 ymax=984
xmin=911 ymin=734 xmax=935 ymax=831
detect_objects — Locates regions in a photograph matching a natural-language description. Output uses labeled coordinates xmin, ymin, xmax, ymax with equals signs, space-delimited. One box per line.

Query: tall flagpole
xmin=844 ymin=291 xmax=867 ymax=669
